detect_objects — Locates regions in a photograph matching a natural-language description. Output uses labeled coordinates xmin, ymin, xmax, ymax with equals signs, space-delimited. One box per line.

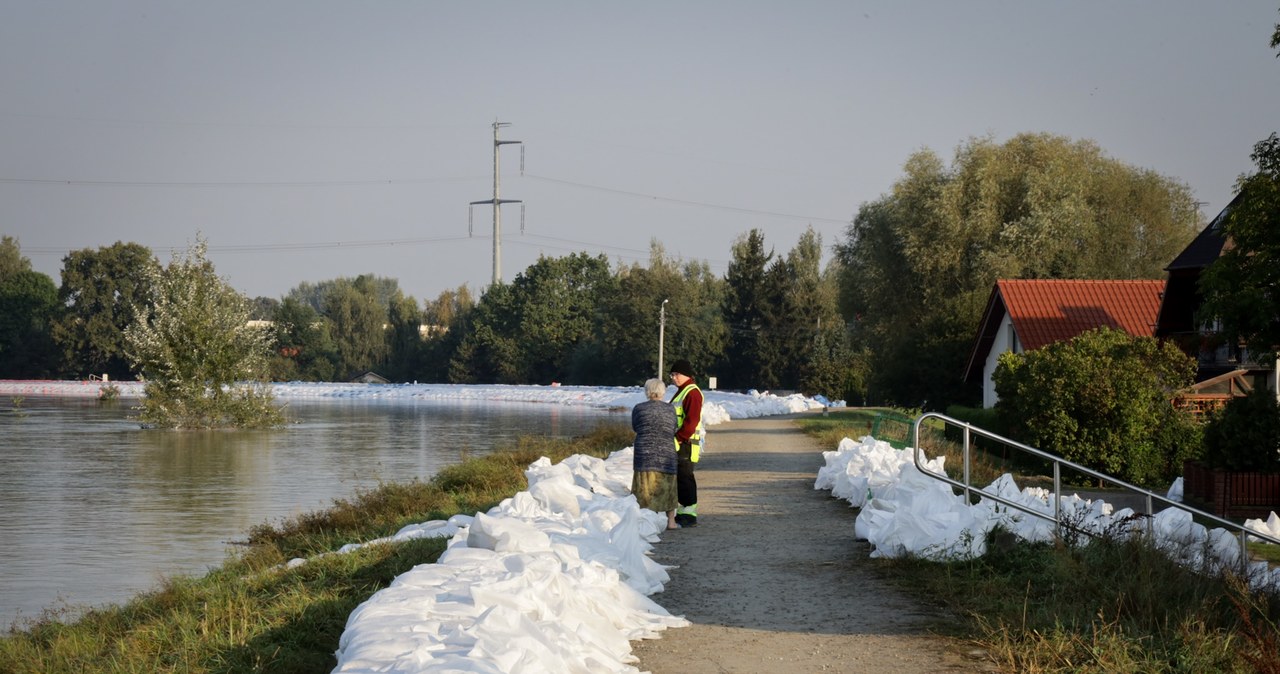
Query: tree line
xmin=0 ymin=132 xmax=1212 ymax=407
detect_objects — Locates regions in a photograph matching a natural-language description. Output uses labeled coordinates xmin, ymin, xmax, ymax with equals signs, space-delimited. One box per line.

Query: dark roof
xmin=1165 ymin=193 xmax=1240 ymax=271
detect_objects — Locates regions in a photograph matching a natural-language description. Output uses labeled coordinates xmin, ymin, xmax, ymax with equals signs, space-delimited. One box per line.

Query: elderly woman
xmin=631 ymin=378 xmax=680 ymax=530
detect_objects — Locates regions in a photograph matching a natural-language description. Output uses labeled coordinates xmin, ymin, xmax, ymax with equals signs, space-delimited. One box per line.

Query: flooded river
xmin=0 ymin=396 xmax=622 ymax=624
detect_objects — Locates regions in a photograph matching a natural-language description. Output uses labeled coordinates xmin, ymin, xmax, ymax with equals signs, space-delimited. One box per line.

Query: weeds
xmin=885 ymin=528 xmax=1280 ymax=673
xmin=802 ymin=409 xmax=1280 ymax=672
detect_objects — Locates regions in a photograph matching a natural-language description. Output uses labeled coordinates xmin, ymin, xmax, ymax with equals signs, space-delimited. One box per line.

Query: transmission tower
xmin=469 ymin=120 xmax=525 ymax=285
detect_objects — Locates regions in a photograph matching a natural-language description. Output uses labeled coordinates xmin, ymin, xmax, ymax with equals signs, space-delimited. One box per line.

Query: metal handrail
xmin=909 ymin=412 xmax=1280 ymax=571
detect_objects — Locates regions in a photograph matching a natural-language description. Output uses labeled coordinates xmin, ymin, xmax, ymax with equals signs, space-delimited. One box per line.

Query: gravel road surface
xmin=631 ymin=413 xmax=995 ymax=674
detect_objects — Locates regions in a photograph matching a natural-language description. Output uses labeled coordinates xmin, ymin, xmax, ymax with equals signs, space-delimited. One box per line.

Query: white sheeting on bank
xmin=329 ymin=448 xmax=688 ymax=674
xmin=815 ymin=435 xmax=1280 ymax=590
xmin=0 ymin=380 xmax=839 ymax=427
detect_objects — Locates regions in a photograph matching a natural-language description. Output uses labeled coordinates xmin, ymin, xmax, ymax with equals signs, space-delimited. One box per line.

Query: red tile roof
xmin=998 ymin=279 xmax=1165 ymax=350
xmin=964 ymin=279 xmax=1166 ymax=382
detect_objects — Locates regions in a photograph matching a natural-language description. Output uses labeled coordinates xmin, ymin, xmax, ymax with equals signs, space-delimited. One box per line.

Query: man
xmin=668 ymin=359 xmax=704 ymax=527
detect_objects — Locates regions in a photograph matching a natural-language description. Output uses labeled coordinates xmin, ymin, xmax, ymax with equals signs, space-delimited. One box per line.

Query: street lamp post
xmin=658 ymin=298 xmax=669 ymax=379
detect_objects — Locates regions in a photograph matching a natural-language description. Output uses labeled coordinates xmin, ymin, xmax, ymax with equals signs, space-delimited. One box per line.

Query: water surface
xmin=0 ymin=396 xmax=622 ymax=624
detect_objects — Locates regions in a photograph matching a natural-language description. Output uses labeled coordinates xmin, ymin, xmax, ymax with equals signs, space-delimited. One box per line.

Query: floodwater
xmin=0 ymin=396 xmax=623 ymax=625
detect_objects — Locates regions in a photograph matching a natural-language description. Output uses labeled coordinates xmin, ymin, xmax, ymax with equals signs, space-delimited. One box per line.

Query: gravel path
xmin=631 ymin=413 xmax=993 ymax=674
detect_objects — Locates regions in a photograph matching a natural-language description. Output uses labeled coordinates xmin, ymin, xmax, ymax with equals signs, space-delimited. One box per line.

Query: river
xmin=0 ymin=396 xmax=623 ymax=625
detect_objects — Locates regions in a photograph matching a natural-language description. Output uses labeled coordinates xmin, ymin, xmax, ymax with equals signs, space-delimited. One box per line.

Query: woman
xmin=631 ymin=378 xmax=680 ymax=530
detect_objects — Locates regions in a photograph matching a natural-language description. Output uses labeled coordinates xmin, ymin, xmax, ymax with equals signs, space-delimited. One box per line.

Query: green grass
xmin=886 ymin=532 xmax=1280 ymax=673
xmin=0 ymin=424 xmax=633 ymax=674
xmin=798 ymin=411 xmax=1280 ymax=673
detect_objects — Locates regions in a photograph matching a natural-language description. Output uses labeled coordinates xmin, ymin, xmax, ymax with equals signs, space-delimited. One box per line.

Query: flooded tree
xmin=124 ymin=238 xmax=282 ymax=429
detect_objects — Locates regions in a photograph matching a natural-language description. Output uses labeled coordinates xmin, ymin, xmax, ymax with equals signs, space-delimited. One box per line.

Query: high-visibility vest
xmin=671 ymin=382 xmax=704 ymax=463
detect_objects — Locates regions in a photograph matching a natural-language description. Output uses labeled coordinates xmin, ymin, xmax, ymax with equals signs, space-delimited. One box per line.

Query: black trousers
xmin=677 ymin=442 xmax=698 ymax=512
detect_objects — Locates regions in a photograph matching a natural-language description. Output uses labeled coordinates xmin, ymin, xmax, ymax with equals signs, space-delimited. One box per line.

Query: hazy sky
xmin=3 ymin=2 xmax=1278 ymax=302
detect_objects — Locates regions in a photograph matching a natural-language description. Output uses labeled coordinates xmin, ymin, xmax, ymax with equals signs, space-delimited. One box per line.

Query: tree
xmin=991 ymin=328 xmax=1200 ymax=488
xmin=450 ymin=253 xmax=616 ymax=384
xmin=0 ymin=267 xmax=61 ymax=378
xmin=423 ymin=285 xmax=474 ymax=330
xmin=0 ymin=236 xmax=30 ymax=279
xmin=269 ymin=297 xmax=337 ymax=382
xmin=836 ymin=133 xmax=1200 ymax=407
xmin=323 ymin=275 xmax=391 ymax=378
xmin=721 ymin=230 xmax=773 ymax=389
xmin=385 ymin=289 xmax=424 ymax=381
xmin=419 ymin=285 xmax=475 ymax=383
xmin=767 ymin=228 xmax=841 ymax=391
xmin=448 ymin=283 xmax=522 ymax=384
xmin=800 ymin=260 xmax=869 ymax=402
xmin=596 ymin=247 xmax=684 ymax=384
xmin=52 ymin=242 xmax=158 ymax=380
xmin=124 ymin=239 xmax=282 ymax=429
xmin=249 ymin=296 xmax=280 ymax=320
xmin=0 ymin=237 xmax=61 ymax=377
xmin=608 ymin=242 xmax=727 ymax=386
xmin=1198 ymin=133 xmax=1280 ymax=366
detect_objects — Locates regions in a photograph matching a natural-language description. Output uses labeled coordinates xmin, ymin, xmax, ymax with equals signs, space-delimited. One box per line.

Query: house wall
xmin=982 ymin=319 xmax=1021 ymax=408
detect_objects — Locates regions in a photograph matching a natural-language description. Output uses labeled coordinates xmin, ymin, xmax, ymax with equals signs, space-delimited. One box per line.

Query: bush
xmin=991 ymin=327 xmax=1201 ymax=488
xmin=124 ymin=239 xmax=282 ymax=429
xmin=945 ymin=404 xmax=1002 ymax=436
xmin=1202 ymin=387 xmax=1280 ymax=472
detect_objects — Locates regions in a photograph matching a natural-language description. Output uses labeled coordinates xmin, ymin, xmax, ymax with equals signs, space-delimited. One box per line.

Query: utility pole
xmin=658 ymin=299 xmax=669 ymax=379
xmin=469 ymin=120 xmax=524 ymax=285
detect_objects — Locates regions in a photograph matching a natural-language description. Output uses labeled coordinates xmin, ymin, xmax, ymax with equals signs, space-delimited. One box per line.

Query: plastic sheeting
xmin=816 ymin=435 xmax=1280 ymax=589
xmin=329 ymin=448 xmax=688 ymax=673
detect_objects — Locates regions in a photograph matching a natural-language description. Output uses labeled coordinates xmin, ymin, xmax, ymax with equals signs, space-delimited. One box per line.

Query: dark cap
xmin=669 ymin=359 xmax=695 ymax=377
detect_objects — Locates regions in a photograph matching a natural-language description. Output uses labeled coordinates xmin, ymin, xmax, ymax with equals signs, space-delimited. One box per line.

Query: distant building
xmin=964 ymin=279 xmax=1165 ymax=408
xmin=351 ymin=371 xmax=390 ymax=384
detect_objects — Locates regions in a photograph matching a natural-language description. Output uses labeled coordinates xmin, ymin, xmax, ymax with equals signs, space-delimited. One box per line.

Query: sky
xmin=3 ymin=1 xmax=1278 ymax=303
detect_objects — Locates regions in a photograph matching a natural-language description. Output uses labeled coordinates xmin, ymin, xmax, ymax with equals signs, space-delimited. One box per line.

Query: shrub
xmin=991 ymin=327 xmax=1201 ymax=487
xmin=124 ymin=238 xmax=282 ymax=429
xmin=1201 ymin=387 xmax=1280 ymax=472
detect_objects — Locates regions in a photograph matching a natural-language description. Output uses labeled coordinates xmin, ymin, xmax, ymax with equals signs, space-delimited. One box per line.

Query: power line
xmin=21 ymin=235 xmax=477 ymax=256
xmin=523 ymin=172 xmax=849 ymax=224
xmin=0 ymin=176 xmax=483 ymax=188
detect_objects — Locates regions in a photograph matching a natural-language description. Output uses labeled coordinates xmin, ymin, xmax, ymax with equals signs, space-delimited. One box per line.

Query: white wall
xmin=981 ymin=319 xmax=1021 ymax=408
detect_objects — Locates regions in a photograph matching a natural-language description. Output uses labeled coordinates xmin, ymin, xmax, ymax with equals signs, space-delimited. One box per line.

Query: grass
xmin=887 ymin=532 xmax=1280 ymax=673
xmin=0 ymin=424 xmax=634 ymax=674
xmin=799 ymin=409 xmax=1280 ymax=673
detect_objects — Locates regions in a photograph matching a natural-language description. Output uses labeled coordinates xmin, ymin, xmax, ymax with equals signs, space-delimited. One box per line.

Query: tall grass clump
xmin=888 ymin=528 xmax=1280 ymax=673
xmin=1 ymin=424 xmax=632 ymax=674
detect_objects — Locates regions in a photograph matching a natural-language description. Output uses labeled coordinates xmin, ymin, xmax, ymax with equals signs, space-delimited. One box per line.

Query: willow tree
xmin=124 ymin=239 xmax=282 ymax=429
xmin=836 ymin=132 xmax=1201 ymax=407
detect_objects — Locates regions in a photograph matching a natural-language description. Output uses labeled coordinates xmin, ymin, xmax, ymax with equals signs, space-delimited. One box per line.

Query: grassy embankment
xmin=0 ymin=424 xmax=633 ymax=674
xmin=798 ymin=408 xmax=1280 ymax=673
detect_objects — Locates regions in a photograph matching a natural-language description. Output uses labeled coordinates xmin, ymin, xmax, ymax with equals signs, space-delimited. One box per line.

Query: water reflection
xmin=0 ymin=396 xmax=623 ymax=624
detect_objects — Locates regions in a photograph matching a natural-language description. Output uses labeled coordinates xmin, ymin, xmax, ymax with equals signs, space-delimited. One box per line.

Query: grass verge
xmin=0 ymin=424 xmax=633 ymax=674
xmin=798 ymin=410 xmax=1280 ymax=673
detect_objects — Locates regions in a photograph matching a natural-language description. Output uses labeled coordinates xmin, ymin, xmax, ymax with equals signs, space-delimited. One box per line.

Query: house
xmin=963 ymin=279 xmax=1166 ymax=408
xmin=351 ymin=371 xmax=390 ymax=384
xmin=1154 ymin=193 xmax=1278 ymax=401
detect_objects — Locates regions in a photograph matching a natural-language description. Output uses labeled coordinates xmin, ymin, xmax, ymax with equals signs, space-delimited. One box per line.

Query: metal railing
xmin=909 ymin=413 xmax=1280 ymax=572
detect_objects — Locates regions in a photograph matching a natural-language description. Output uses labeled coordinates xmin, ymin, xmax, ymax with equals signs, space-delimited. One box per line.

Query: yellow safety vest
xmin=671 ymin=382 xmax=704 ymax=463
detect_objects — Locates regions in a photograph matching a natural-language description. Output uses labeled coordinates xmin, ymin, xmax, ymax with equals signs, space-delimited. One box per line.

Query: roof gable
xmin=999 ymin=279 xmax=1165 ymax=350
xmin=964 ymin=279 xmax=1165 ymax=382
xmin=1165 ymin=193 xmax=1239 ymax=272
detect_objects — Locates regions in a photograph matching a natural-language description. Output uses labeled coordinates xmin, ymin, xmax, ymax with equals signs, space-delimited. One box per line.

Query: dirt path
xmin=631 ymin=414 xmax=993 ymax=674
